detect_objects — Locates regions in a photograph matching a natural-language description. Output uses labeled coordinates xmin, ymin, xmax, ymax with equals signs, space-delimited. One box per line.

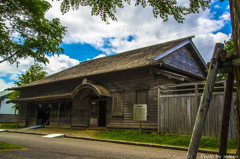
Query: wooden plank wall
xmin=159 ymin=93 xmax=236 ymax=138
xmin=17 ymin=103 xmax=29 ymax=127
xmin=96 ymin=68 xmax=174 ymax=129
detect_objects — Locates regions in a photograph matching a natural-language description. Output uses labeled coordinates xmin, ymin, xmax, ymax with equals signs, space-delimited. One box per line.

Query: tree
xmin=9 ymin=63 xmax=47 ymax=106
xmin=0 ymin=0 xmax=67 ymax=64
xmin=58 ymin=0 xmax=239 ymax=158
xmin=229 ymin=0 xmax=240 ymax=158
xmin=59 ymin=0 xmax=211 ymax=23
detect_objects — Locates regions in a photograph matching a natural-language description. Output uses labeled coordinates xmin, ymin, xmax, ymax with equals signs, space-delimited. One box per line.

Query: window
xmin=50 ymin=102 xmax=71 ymax=119
xmin=136 ymin=90 xmax=147 ymax=104
xmin=112 ymin=93 xmax=124 ymax=116
xmin=59 ymin=102 xmax=71 ymax=118
xmin=90 ymin=101 xmax=98 ymax=118
xmin=50 ymin=103 xmax=58 ymax=119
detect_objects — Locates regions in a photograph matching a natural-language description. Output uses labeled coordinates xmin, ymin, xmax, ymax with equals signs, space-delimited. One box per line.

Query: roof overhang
xmin=7 ymin=93 xmax=72 ymax=103
xmin=158 ymin=62 xmax=206 ymax=80
xmin=151 ymin=68 xmax=195 ymax=82
xmin=8 ymin=82 xmax=112 ymax=103
xmin=72 ymin=83 xmax=112 ymax=99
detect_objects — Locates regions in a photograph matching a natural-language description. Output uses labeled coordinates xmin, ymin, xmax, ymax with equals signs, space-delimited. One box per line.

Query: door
xmin=89 ymin=100 xmax=106 ymax=127
xmin=90 ymin=101 xmax=98 ymax=126
xmin=36 ymin=105 xmax=50 ymax=125
xmin=98 ymin=100 xmax=106 ymax=127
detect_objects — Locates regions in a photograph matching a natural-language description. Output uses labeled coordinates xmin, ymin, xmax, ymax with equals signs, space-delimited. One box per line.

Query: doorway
xmin=98 ymin=100 xmax=106 ymax=127
xmin=89 ymin=100 xmax=106 ymax=127
xmin=36 ymin=104 xmax=50 ymax=125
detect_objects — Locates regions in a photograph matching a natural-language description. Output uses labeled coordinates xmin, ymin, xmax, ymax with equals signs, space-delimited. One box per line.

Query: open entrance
xmin=99 ymin=100 xmax=106 ymax=127
xmin=90 ymin=100 xmax=107 ymax=127
xmin=36 ymin=104 xmax=50 ymax=125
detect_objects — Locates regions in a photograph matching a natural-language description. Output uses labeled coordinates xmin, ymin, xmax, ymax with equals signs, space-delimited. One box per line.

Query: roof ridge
xmin=47 ymin=35 xmax=195 ymax=75
xmin=81 ymin=35 xmax=195 ymax=63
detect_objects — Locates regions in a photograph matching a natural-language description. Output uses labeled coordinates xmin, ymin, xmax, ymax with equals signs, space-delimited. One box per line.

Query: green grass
xmin=0 ymin=123 xmax=17 ymax=129
xmin=94 ymin=130 xmax=236 ymax=150
xmin=0 ymin=142 xmax=24 ymax=150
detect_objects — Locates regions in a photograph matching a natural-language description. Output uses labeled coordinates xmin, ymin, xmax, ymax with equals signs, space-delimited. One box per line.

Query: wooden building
xmin=9 ymin=36 xmax=207 ymax=129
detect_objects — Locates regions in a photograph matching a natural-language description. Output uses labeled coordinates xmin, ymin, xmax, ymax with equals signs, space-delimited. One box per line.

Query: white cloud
xmin=0 ymin=55 xmax=79 ymax=90
xmin=9 ymin=74 xmax=19 ymax=80
xmin=0 ymin=57 xmax=35 ymax=78
xmin=45 ymin=0 xmax=231 ymax=63
xmin=0 ymin=79 xmax=14 ymax=91
xmin=220 ymin=11 xmax=231 ymax=21
xmin=93 ymin=54 xmax=106 ymax=59
xmin=42 ymin=55 xmax=79 ymax=75
xmin=214 ymin=5 xmax=220 ymax=8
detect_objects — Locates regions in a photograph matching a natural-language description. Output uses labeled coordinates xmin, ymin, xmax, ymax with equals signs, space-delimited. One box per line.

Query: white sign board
xmin=133 ymin=104 xmax=147 ymax=121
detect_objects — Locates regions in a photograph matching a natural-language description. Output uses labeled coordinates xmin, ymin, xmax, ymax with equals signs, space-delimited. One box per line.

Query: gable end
xmin=161 ymin=47 xmax=206 ymax=78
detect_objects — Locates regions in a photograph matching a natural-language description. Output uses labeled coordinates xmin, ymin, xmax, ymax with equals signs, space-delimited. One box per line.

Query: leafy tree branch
xmin=58 ymin=0 xmax=211 ymax=23
xmin=0 ymin=0 xmax=67 ymax=64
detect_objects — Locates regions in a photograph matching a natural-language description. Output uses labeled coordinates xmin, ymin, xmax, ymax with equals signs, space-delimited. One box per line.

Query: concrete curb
xmin=5 ymin=130 xmax=47 ymax=136
xmin=2 ymin=130 xmax=236 ymax=156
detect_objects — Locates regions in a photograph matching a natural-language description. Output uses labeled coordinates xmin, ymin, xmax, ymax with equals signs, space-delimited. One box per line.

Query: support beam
xmin=158 ymin=87 xmax=160 ymax=133
xmin=187 ymin=43 xmax=224 ymax=159
xmin=219 ymin=72 xmax=234 ymax=158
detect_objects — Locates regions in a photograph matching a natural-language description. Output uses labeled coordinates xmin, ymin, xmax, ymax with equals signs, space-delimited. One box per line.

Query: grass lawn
xmin=94 ymin=130 xmax=236 ymax=150
xmin=0 ymin=123 xmax=17 ymax=129
xmin=0 ymin=142 xmax=24 ymax=150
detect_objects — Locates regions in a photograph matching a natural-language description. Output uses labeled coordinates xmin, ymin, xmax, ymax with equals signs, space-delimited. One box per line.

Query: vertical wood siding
xmin=159 ymin=93 xmax=236 ymax=138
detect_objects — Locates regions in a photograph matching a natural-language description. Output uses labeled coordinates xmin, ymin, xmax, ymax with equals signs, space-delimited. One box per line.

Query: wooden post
xmin=194 ymin=84 xmax=199 ymax=110
xmin=187 ymin=43 xmax=224 ymax=159
xmin=219 ymin=72 xmax=234 ymax=158
xmin=140 ymin=121 xmax=142 ymax=134
xmin=57 ymin=103 xmax=60 ymax=126
xmin=158 ymin=87 xmax=160 ymax=133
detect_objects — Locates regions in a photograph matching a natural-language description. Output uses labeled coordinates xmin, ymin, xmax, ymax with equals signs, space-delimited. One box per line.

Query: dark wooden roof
xmin=12 ymin=36 xmax=206 ymax=89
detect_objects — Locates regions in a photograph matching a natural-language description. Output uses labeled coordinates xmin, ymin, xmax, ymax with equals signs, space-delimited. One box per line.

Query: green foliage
xmin=9 ymin=63 xmax=47 ymax=107
xmin=94 ymin=130 xmax=236 ymax=150
xmin=0 ymin=123 xmax=17 ymax=129
xmin=0 ymin=141 xmax=24 ymax=150
xmin=224 ymin=39 xmax=234 ymax=54
xmin=15 ymin=63 xmax=47 ymax=86
xmin=0 ymin=0 xmax=67 ymax=64
xmin=59 ymin=0 xmax=211 ymax=23
xmin=210 ymin=39 xmax=234 ymax=81
xmin=9 ymin=91 xmax=20 ymax=108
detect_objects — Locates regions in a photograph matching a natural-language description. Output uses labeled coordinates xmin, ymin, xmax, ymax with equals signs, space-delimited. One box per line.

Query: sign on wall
xmin=133 ymin=104 xmax=147 ymax=121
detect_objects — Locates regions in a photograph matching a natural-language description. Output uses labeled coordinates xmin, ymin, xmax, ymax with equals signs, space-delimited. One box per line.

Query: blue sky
xmin=0 ymin=0 xmax=232 ymax=91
